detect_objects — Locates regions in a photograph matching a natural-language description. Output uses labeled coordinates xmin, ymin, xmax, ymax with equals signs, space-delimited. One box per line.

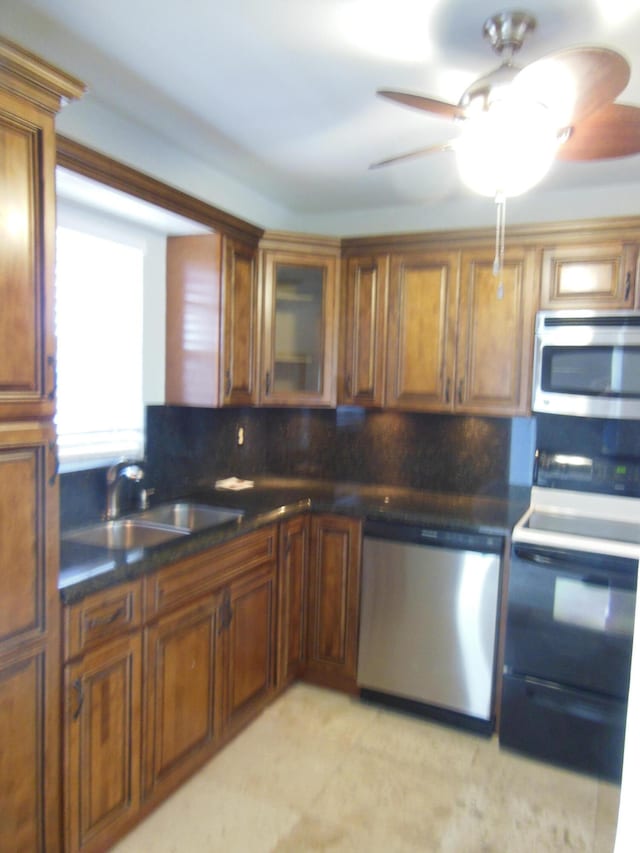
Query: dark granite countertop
xmin=59 ymin=477 xmax=530 ymax=604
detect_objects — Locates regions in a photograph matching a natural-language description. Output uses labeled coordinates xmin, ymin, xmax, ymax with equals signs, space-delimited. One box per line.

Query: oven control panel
xmin=535 ymin=450 xmax=640 ymax=496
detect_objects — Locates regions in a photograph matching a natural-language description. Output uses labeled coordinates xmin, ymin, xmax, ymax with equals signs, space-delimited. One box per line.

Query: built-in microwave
xmin=532 ymin=310 xmax=640 ymax=419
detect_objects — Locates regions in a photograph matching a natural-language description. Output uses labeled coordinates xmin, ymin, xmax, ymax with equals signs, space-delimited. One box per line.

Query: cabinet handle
xmin=225 ymin=369 xmax=232 ymax=397
xmin=625 ymin=272 xmax=632 ymax=301
xmin=265 ymin=371 xmax=271 ymax=395
xmin=344 ymin=374 xmax=352 ymax=398
xmin=219 ymin=590 xmax=233 ymax=633
xmin=47 ymin=354 xmax=57 ymax=401
xmin=87 ymin=606 xmax=125 ymax=631
xmin=48 ymin=440 xmax=59 ymax=486
xmin=458 ymin=378 xmax=464 ymax=404
xmin=445 ymin=378 xmax=451 ymax=404
xmin=72 ymin=678 xmax=84 ymax=721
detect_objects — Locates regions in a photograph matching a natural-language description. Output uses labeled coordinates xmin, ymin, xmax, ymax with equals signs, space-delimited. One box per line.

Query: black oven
xmin=501 ymin=541 xmax=637 ymax=780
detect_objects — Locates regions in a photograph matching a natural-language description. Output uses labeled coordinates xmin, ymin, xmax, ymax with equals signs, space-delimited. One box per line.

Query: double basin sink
xmin=63 ymin=502 xmax=244 ymax=551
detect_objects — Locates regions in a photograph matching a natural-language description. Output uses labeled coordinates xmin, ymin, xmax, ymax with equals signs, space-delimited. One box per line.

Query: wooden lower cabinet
xmin=61 ymin=517 xmax=360 ymax=850
xmin=63 ymin=633 xmax=141 ymax=853
xmin=305 ymin=514 xmax=362 ymax=692
xmin=277 ymin=515 xmax=310 ymax=686
xmin=222 ymin=564 xmax=277 ymax=735
xmin=142 ymin=592 xmax=223 ymax=802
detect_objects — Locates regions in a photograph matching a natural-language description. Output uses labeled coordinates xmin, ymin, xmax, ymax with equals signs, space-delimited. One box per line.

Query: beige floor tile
xmin=353 ymin=702 xmax=484 ymax=779
xmin=593 ymin=781 xmax=620 ymax=853
xmin=108 ymin=684 xmax=620 ymax=852
xmin=110 ymin=783 xmax=300 ymax=853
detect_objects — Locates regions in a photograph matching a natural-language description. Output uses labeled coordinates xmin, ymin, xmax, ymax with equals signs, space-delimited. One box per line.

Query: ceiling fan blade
xmin=557 ymin=103 xmax=640 ymax=161
xmin=517 ymin=48 xmax=630 ymax=125
xmin=377 ymin=90 xmax=464 ymax=120
xmin=369 ymin=141 xmax=454 ymax=170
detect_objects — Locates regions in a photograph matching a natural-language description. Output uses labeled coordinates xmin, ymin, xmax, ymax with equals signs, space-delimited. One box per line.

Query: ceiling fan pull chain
xmin=493 ymin=193 xmax=506 ymax=297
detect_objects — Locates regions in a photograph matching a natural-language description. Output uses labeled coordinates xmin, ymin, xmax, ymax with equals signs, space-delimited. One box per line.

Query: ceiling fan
xmin=372 ymin=9 xmax=640 ymax=184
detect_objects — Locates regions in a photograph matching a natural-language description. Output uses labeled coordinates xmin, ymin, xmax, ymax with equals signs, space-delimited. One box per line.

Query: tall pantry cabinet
xmin=0 ymin=39 xmax=84 ymax=852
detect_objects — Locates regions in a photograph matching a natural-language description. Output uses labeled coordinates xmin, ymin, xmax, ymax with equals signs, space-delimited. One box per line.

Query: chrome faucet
xmin=105 ymin=460 xmax=146 ymax=520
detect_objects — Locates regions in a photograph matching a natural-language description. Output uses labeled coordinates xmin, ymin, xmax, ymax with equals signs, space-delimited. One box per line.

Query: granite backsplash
xmin=143 ymin=405 xmax=514 ymax=498
xmin=60 ymin=405 xmax=525 ymax=529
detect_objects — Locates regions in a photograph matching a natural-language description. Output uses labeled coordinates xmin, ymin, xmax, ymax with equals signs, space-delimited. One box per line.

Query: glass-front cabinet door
xmin=261 ymin=248 xmax=338 ymax=405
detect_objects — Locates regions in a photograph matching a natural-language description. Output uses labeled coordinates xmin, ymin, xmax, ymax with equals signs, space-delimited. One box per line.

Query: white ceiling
xmin=4 ymin=0 xmax=640 ymax=222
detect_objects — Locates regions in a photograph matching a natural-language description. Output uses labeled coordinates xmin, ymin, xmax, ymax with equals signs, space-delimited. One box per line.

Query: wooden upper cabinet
xmin=386 ymin=251 xmax=459 ymax=411
xmin=340 ymin=255 xmax=389 ymax=407
xmin=165 ymin=233 xmax=259 ymax=407
xmin=165 ymin=233 xmax=222 ymax=407
xmin=540 ymin=240 xmax=638 ymax=309
xmin=260 ymin=236 xmax=339 ymax=406
xmin=456 ymin=247 xmax=537 ymax=416
xmin=221 ymin=236 xmax=259 ymax=405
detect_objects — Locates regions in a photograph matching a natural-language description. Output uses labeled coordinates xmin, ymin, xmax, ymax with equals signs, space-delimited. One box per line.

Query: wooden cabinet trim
xmin=64 ymin=580 xmax=142 ymax=662
xmin=144 ymin=525 xmax=278 ymax=619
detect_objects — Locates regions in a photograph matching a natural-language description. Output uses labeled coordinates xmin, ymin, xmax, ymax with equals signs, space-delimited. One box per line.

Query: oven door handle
xmin=513 ymin=544 xmax=637 ymax=589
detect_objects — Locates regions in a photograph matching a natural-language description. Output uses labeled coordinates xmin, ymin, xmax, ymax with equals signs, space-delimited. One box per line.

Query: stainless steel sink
xmin=63 ymin=518 xmax=189 ymax=550
xmin=135 ymin=502 xmax=244 ymax=531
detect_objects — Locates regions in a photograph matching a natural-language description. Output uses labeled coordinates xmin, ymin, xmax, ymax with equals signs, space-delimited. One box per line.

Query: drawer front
xmin=144 ymin=525 xmax=278 ymax=619
xmin=64 ymin=580 xmax=142 ymax=661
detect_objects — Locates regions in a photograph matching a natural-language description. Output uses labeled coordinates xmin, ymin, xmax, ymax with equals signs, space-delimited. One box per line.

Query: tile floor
xmin=112 ymin=683 xmax=619 ymax=853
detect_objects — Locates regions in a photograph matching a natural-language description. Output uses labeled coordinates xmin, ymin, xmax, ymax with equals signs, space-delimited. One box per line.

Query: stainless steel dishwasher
xmin=357 ymin=519 xmax=503 ymax=733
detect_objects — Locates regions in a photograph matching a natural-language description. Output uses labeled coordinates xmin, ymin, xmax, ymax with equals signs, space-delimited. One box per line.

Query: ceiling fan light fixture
xmin=455 ymin=96 xmax=559 ymax=198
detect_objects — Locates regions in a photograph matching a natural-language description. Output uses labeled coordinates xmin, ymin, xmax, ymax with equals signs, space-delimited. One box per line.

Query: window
xmin=55 ymin=226 xmax=145 ymax=468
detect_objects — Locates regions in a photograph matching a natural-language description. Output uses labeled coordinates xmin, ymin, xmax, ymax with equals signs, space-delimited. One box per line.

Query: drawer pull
xmin=87 ymin=605 xmax=126 ymax=631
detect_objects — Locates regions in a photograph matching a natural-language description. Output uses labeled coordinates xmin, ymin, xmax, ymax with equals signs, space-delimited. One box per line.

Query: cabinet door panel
xmin=386 ymin=252 xmax=458 ymax=410
xmin=221 ymin=237 xmax=258 ymax=405
xmin=65 ymin=635 xmax=141 ymax=853
xmin=0 ymin=92 xmax=55 ymax=418
xmin=457 ymin=248 xmax=536 ymax=415
xmin=261 ymin=249 xmax=338 ymax=406
xmin=278 ymin=515 xmax=309 ymax=686
xmin=0 ymin=445 xmax=43 ymax=644
xmin=224 ymin=566 xmax=276 ymax=732
xmin=143 ymin=596 xmax=221 ymax=799
xmin=341 ymin=255 xmax=388 ymax=406
xmin=306 ymin=515 xmax=361 ymax=690
xmin=541 ymin=242 xmax=638 ymax=309
xmin=165 ymin=234 xmax=222 ymax=407
xmin=0 ymin=649 xmax=46 ymax=853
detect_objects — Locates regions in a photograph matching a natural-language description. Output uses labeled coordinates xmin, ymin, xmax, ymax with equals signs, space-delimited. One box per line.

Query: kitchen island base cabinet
xmin=64 ymin=635 xmax=141 ymax=853
xmin=305 ymin=515 xmax=361 ymax=693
